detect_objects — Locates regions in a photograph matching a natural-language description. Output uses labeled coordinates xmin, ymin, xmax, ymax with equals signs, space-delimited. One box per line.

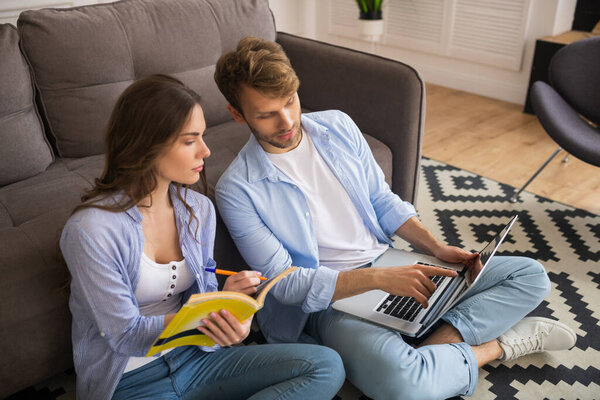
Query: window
xmin=329 ymin=0 xmax=532 ymax=71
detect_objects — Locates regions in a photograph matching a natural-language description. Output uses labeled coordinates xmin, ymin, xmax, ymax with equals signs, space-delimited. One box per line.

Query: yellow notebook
xmin=146 ymin=266 xmax=297 ymax=357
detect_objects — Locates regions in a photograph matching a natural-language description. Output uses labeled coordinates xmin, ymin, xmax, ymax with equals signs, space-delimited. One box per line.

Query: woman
xmin=60 ymin=75 xmax=345 ymax=400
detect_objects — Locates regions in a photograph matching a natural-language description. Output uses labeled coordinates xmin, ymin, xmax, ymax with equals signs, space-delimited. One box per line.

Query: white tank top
xmin=123 ymin=254 xmax=195 ymax=373
xmin=136 ymin=253 xmax=194 ymax=315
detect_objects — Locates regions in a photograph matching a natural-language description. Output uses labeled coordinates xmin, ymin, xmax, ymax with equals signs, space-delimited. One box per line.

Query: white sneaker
xmin=497 ymin=317 xmax=577 ymax=362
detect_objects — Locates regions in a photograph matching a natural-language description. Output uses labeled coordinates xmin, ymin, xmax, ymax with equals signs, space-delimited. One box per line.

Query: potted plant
xmin=356 ymin=0 xmax=384 ymax=41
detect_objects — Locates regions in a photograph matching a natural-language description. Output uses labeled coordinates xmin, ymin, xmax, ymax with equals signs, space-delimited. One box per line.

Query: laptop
xmin=332 ymin=214 xmax=518 ymax=337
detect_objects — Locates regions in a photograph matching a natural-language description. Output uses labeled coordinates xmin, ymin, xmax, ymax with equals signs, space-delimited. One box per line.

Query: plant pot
xmin=358 ymin=18 xmax=383 ymax=41
xmin=359 ymin=10 xmax=382 ymax=20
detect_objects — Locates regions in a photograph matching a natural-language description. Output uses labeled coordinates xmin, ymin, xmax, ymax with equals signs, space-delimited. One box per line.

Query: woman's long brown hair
xmin=73 ymin=74 xmax=207 ymax=236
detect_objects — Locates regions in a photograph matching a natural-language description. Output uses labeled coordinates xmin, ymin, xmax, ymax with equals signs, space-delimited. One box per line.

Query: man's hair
xmin=214 ymin=36 xmax=299 ymax=113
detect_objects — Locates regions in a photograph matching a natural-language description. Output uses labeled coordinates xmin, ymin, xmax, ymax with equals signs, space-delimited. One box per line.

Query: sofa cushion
xmin=0 ymin=155 xmax=103 ymax=228
xmin=202 ymin=120 xmax=252 ymax=194
xmin=364 ymin=134 xmax=393 ymax=189
xmin=0 ymin=24 xmax=53 ymax=186
xmin=17 ymin=0 xmax=276 ymax=158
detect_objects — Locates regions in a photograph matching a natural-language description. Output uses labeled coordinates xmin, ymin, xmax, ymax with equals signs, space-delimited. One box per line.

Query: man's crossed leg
xmin=305 ymin=256 xmax=576 ymax=400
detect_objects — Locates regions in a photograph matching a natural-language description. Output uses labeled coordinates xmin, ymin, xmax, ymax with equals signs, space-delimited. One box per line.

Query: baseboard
xmin=414 ymin=63 xmax=527 ymax=105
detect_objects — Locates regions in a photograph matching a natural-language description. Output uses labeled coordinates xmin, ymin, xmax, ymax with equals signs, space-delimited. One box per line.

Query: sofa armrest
xmin=277 ymin=32 xmax=424 ymax=205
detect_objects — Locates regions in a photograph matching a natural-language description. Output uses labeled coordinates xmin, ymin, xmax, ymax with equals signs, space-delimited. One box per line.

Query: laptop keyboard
xmin=374 ymin=262 xmax=450 ymax=322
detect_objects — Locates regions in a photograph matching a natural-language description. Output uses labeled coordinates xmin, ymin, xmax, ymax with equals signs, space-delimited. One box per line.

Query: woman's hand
xmin=195 ymin=270 xmax=260 ymax=346
xmin=197 ymin=310 xmax=253 ymax=346
xmin=222 ymin=270 xmax=263 ymax=295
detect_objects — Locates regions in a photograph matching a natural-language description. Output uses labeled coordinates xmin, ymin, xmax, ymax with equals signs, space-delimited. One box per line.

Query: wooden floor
xmin=422 ymin=84 xmax=600 ymax=215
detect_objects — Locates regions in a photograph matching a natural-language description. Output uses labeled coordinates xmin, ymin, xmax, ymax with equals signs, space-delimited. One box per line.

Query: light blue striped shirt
xmin=215 ymin=110 xmax=417 ymax=344
xmin=60 ymin=186 xmax=218 ymax=400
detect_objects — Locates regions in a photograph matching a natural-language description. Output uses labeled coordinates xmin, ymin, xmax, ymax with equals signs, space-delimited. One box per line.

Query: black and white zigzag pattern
xmin=396 ymin=158 xmax=600 ymax=400
xmin=11 ymin=158 xmax=600 ymax=400
xmin=334 ymin=158 xmax=600 ymax=400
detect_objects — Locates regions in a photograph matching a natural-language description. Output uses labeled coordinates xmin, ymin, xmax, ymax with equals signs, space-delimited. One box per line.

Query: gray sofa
xmin=0 ymin=0 xmax=424 ymax=396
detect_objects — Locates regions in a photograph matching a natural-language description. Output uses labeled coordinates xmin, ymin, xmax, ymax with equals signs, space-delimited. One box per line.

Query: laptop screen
xmin=477 ymin=215 xmax=518 ymax=267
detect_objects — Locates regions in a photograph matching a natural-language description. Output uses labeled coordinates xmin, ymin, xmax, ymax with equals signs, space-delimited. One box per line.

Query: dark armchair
xmin=510 ymin=36 xmax=600 ymax=202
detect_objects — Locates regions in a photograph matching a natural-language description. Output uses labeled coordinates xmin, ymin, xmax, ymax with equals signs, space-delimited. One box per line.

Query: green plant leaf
xmin=356 ymin=0 xmax=382 ymax=12
xmin=356 ymin=0 xmax=367 ymax=12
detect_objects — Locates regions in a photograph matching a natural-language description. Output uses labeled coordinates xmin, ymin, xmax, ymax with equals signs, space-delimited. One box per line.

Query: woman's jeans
xmin=112 ymin=342 xmax=345 ymax=400
xmin=304 ymin=256 xmax=551 ymax=400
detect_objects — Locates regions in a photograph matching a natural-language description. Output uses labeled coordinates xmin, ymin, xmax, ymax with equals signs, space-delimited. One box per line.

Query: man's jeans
xmin=112 ymin=342 xmax=345 ymax=400
xmin=304 ymin=256 xmax=551 ymax=400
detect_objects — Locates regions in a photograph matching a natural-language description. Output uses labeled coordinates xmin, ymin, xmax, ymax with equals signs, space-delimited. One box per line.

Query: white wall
xmin=270 ymin=0 xmax=578 ymax=105
xmin=269 ymin=0 xmax=317 ymax=38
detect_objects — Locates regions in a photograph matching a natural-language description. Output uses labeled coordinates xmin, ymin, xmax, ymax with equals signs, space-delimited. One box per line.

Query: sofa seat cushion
xmin=0 ymin=155 xmax=104 ymax=228
xmin=17 ymin=0 xmax=276 ymax=158
xmin=0 ymin=122 xmax=390 ymax=243
xmin=0 ymin=24 xmax=53 ymax=186
xmin=364 ymin=133 xmax=393 ymax=189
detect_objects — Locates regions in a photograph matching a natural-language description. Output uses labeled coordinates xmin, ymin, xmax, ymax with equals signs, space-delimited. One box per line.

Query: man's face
xmin=228 ymin=84 xmax=302 ymax=154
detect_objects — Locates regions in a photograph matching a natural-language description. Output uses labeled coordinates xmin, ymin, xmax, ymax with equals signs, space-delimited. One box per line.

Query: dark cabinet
xmin=524 ymin=31 xmax=599 ymax=114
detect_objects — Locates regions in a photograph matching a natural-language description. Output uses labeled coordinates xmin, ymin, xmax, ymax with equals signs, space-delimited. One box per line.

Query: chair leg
xmin=509 ymin=147 xmax=562 ymax=203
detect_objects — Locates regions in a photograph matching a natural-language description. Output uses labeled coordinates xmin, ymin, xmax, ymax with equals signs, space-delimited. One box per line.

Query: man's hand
xmin=433 ymin=245 xmax=480 ymax=281
xmin=222 ymin=270 xmax=263 ymax=295
xmin=395 ymin=217 xmax=480 ymax=281
xmin=374 ymin=264 xmax=458 ymax=308
xmin=464 ymin=253 xmax=483 ymax=282
xmin=197 ymin=309 xmax=252 ymax=346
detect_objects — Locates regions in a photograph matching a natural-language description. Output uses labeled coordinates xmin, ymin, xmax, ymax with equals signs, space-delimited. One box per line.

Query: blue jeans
xmin=304 ymin=256 xmax=551 ymax=400
xmin=112 ymin=343 xmax=345 ymax=400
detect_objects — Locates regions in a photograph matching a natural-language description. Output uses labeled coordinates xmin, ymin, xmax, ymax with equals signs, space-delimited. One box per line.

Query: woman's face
xmin=155 ymin=104 xmax=210 ymax=186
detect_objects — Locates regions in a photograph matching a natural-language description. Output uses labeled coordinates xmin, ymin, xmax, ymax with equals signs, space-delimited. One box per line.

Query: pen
xmin=204 ymin=267 xmax=268 ymax=281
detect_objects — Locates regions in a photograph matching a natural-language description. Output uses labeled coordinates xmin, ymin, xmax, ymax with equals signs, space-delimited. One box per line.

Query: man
xmin=214 ymin=37 xmax=576 ymax=400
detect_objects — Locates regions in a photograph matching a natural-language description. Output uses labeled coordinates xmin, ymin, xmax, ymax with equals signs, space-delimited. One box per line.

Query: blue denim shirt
xmin=60 ymin=186 xmax=218 ymax=400
xmin=215 ymin=110 xmax=417 ymax=343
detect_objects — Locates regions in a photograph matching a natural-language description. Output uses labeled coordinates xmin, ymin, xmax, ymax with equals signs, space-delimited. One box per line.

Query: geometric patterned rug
xmin=405 ymin=158 xmax=600 ymax=400
xmin=336 ymin=158 xmax=600 ymax=400
xmin=8 ymin=157 xmax=600 ymax=400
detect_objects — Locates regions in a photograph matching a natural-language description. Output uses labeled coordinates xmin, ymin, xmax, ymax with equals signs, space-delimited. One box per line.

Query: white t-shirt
xmin=267 ymin=130 xmax=388 ymax=270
